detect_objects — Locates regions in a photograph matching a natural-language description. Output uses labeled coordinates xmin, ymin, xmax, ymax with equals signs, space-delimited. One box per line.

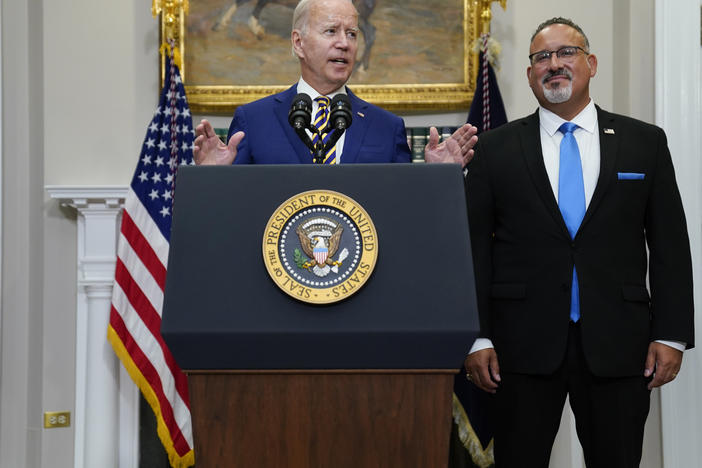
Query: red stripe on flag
xmin=108 ymin=308 xmax=191 ymax=456
xmin=121 ymin=210 xmax=167 ymax=290
xmin=113 ymin=259 xmax=190 ymax=404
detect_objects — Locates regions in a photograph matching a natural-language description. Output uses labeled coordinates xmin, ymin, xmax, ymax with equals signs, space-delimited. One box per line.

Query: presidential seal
xmin=262 ymin=190 xmax=378 ymax=304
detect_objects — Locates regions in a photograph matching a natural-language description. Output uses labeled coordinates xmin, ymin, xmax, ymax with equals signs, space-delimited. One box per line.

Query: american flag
xmin=107 ymin=54 xmax=195 ymax=468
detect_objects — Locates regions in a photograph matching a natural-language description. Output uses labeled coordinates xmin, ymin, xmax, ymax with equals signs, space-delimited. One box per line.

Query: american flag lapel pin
xmin=604 ymin=128 xmax=615 ymax=134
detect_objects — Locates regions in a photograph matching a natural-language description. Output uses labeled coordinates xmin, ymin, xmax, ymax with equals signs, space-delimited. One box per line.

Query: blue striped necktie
xmin=558 ymin=122 xmax=585 ymax=322
xmin=312 ymin=96 xmax=337 ymax=164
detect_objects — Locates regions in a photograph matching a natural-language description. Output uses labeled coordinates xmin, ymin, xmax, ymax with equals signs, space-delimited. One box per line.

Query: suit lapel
xmin=519 ymin=111 xmax=570 ymax=236
xmin=339 ymin=88 xmax=370 ymax=164
xmin=580 ymin=107 xmax=619 ymax=231
xmin=273 ymin=85 xmax=315 ymax=163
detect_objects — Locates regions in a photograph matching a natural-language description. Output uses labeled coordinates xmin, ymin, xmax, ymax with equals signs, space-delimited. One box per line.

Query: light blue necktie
xmin=558 ymin=122 xmax=585 ymax=322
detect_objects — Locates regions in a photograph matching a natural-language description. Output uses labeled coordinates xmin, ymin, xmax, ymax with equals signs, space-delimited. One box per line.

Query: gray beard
xmin=543 ymin=81 xmax=573 ymax=103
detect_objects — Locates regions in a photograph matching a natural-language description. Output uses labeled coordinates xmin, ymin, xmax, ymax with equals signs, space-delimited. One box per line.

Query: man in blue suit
xmin=194 ymin=0 xmax=477 ymax=166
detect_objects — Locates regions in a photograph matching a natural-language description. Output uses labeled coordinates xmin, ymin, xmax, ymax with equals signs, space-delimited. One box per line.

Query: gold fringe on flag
xmin=452 ymin=393 xmax=494 ymax=468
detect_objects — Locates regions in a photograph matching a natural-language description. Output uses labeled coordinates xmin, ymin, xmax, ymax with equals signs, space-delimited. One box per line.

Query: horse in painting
xmin=212 ymin=0 xmax=377 ymax=71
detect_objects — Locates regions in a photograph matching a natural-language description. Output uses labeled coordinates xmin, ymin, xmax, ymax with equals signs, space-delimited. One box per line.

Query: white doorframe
xmin=655 ymin=1 xmax=702 ymax=466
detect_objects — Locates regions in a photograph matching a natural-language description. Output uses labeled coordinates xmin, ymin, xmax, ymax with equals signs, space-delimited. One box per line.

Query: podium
xmin=162 ymin=164 xmax=479 ymax=467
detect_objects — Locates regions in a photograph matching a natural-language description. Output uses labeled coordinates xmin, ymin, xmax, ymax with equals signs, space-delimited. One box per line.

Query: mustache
xmin=543 ymin=69 xmax=572 ymax=83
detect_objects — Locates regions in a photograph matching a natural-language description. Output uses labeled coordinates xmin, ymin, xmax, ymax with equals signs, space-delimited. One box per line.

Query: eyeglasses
xmin=528 ymin=46 xmax=588 ymax=65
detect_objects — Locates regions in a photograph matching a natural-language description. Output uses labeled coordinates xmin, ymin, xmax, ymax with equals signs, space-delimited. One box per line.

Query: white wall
xmin=43 ymin=0 xmax=158 ymax=186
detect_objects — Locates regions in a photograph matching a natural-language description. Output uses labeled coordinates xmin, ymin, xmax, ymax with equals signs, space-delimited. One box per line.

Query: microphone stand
xmin=292 ymin=122 xmax=331 ymax=164
xmin=292 ymin=124 xmax=318 ymax=157
xmin=323 ymin=128 xmax=346 ymax=155
xmin=308 ymin=126 xmax=326 ymax=164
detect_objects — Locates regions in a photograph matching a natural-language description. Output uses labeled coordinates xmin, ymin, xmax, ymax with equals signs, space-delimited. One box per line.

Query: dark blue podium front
xmin=161 ymin=163 xmax=479 ymax=370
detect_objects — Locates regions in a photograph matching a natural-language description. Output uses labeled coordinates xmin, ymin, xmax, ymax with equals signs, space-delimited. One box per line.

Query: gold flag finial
xmin=478 ymin=0 xmax=506 ymax=35
xmin=153 ymin=0 xmax=189 ymax=19
xmin=154 ymin=1 xmax=189 ymax=74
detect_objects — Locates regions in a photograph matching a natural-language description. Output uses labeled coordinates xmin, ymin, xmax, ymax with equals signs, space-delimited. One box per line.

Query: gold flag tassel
xmin=159 ymin=42 xmax=183 ymax=70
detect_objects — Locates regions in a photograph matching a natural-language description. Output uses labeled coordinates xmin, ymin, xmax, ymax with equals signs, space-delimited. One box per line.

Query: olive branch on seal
xmin=293 ymin=248 xmax=306 ymax=268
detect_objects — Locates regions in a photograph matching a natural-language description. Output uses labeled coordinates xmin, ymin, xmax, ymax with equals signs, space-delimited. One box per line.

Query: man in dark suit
xmin=464 ymin=17 xmax=694 ymax=467
xmin=194 ymin=0 xmax=477 ymax=166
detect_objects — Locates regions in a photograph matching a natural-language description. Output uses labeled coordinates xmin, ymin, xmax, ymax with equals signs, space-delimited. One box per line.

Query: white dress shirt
xmin=469 ymin=100 xmax=684 ymax=355
xmin=539 ymin=99 xmax=600 ymax=207
xmin=297 ymin=78 xmax=346 ymax=164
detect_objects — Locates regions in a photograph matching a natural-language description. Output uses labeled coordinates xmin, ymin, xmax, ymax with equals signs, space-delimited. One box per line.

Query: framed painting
xmin=160 ymin=0 xmax=500 ymax=113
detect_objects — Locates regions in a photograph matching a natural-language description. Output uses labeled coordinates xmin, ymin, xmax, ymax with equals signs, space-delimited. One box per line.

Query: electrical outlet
xmin=44 ymin=411 xmax=71 ymax=428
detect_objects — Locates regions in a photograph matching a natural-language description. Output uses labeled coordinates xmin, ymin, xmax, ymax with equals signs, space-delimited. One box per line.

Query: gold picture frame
xmin=159 ymin=0 xmax=503 ymax=114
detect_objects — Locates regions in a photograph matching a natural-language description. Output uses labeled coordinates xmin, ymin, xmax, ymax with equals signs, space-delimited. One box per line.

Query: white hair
xmin=291 ymin=0 xmax=356 ymax=56
xmin=292 ymin=0 xmax=314 ymax=36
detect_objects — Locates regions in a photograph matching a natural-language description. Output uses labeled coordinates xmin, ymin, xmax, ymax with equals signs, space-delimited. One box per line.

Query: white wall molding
xmin=655 ymin=1 xmax=702 ymax=467
xmin=46 ymin=185 xmax=139 ymax=468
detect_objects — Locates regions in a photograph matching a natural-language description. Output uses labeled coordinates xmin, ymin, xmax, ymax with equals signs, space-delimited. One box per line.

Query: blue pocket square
xmin=618 ymin=172 xmax=645 ymax=180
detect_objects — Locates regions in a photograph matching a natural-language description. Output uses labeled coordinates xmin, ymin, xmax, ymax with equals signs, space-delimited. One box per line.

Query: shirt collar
xmin=539 ymin=99 xmax=597 ymax=136
xmin=297 ymin=78 xmax=347 ymax=101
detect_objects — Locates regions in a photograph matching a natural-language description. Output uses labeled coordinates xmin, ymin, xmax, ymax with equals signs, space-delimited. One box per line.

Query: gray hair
xmin=531 ymin=17 xmax=590 ymax=51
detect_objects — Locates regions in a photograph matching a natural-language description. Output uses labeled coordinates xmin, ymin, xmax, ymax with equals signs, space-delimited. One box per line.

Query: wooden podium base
xmin=188 ymin=371 xmax=455 ymax=468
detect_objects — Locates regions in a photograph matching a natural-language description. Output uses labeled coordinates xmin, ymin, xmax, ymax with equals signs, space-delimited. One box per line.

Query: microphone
xmin=329 ymin=94 xmax=352 ymax=131
xmin=288 ymin=93 xmax=318 ymax=156
xmin=323 ymin=94 xmax=353 ymax=156
xmin=288 ymin=93 xmax=312 ymax=130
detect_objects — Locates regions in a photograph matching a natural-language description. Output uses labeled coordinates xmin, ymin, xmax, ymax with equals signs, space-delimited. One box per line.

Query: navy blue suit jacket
xmin=227 ymin=85 xmax=411 ymax=164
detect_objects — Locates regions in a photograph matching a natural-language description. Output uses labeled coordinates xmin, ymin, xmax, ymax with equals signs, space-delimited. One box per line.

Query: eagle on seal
xmin=296 ymin=218 xmax=344 ymax=270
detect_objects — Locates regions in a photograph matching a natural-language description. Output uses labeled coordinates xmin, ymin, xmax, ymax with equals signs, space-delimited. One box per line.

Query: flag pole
xmin=477 ymin=0 xmax=507 ymax=35
xmin=153 ymin=0 xmax=189 ymax=81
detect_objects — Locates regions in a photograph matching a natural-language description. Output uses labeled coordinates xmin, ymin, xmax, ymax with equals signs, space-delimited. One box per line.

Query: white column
xmin=655 ymin=1 xmax=702 ymax=467
xmin=82 ymin=283 xmax=119 ymax=467
xmin=46 ymin=186 xmax=139 ymax=468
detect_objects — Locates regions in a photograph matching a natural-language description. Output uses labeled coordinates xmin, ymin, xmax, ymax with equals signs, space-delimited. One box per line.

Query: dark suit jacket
xmin=227 ymin=85 xmax=411 ymax=164
xmin=466 ymin=106 xmax=694 ymax=377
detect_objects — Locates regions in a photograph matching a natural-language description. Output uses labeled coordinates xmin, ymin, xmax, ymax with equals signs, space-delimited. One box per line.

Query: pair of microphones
xmin=288 ymin=93 xmax=353 ymax=164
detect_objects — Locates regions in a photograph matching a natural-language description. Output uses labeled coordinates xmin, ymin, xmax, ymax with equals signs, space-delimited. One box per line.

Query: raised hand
xmin=193 ymin=119 xmax=245 ymax=166
xmin=424 ymin=124 xmax=478 ymax=167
